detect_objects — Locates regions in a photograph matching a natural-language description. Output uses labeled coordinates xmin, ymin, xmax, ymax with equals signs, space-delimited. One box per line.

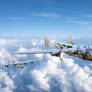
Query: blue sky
xmin=0 ymin=0 xmax=92 ymax=38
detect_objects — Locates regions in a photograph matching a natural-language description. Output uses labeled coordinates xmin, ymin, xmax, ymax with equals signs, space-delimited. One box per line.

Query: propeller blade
xmin=68 ymin=36 xmax=73 ymax=44
xmin=45 ymin=37 xmax=49 ymax=48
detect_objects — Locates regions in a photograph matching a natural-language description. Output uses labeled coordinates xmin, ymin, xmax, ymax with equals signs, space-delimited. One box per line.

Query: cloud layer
xmin=0 ymin=38 xmax=92 ymax=92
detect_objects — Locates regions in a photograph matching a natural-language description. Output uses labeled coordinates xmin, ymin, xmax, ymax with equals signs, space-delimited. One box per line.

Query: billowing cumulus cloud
xmin=0 ymin=38 xmax=92 ymax=92
xmin=0 ymin=70 xmax=15 ymax=92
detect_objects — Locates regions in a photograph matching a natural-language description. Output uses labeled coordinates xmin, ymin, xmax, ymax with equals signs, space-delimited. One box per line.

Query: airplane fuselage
xmin=57 ymin=43 xmax=92 ymax=61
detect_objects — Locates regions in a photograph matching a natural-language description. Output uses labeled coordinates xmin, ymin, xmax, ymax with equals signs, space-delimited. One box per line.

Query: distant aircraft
xmin=0 ymin=60 xmax=34 ymax=69
xmin=0 ymin=37 xmax=92 ymax=69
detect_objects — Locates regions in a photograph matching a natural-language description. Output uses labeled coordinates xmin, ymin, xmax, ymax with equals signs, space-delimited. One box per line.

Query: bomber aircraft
xmin=0 ymin=37 xmax=92 ymax=69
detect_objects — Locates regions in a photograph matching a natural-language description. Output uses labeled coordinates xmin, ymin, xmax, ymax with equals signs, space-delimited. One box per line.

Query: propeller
xmin=68 ymin=36 xmax=73 ymax=44
xmin=45 ymin=37 xmax=50 ymax=48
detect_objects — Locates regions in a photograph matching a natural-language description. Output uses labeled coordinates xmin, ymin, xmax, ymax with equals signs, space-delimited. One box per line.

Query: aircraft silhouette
xmin=0 ymin=37 xmax=92 ymax=69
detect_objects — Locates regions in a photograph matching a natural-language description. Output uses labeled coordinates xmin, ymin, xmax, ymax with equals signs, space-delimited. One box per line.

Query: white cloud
xmin=0 ymin=17 xmax=32 ymax=20
xmin=0 ymin=70 xmax=15 ymax=92
xmin=31 ymin=69 xmax=50 ymax=91
xmin=32 ymin=13 xmax=61 ymax=18
xmin=29 ymin=53 xmax=92 ymax=92
xmin=0 ymin=38 xmax=92 ymax=92
xmin=17 ymin=47 xmax=27 ymax=52
xmin=67 ymin=20 xmax=89 ymax=24
xmin=84 ymin=14 xmax=92 ymax=18
xmin=32 ymin=40 xmax=37 ymax=46
xmin=8 ymin=17 xmax=17 ymax=20
xmin=28 ymin=85 xmax=36 ymax=92
xmin=87 ymin=27 xmax=92 ymax=30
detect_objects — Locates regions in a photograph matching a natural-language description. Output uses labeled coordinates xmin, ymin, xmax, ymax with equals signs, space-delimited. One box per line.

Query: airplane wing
xmin=9 ymin=51 xmax=54 ymax=54
xmin=6 ymin=51 xmax=57 ymax=69
xmin=89 ymin=48 xmax=92 ymax=51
